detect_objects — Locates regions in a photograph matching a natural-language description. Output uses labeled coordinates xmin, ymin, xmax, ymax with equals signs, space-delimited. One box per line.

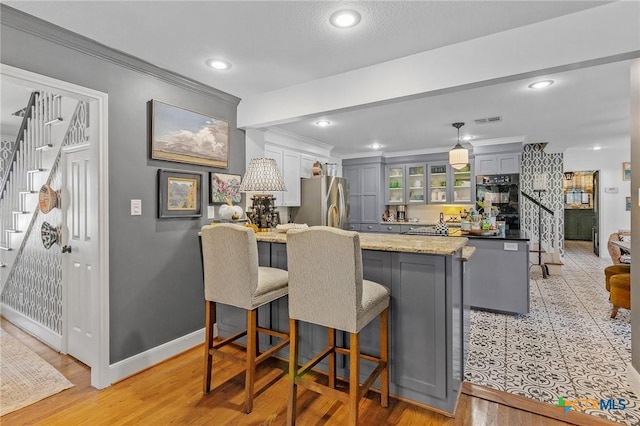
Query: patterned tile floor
xmin=464 ymin=241 xmax=639 ymax=425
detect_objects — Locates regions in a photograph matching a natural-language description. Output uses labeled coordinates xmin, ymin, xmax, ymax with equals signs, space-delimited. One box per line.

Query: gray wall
xmin=1 ymin=6 xmax=245 ymax=363
xmin=631 ymin=59 xmax=639 ymax=377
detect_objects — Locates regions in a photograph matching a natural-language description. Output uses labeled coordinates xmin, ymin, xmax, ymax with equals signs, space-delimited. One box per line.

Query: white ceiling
xmin=1 ymin=1 xmax=633 ymax=157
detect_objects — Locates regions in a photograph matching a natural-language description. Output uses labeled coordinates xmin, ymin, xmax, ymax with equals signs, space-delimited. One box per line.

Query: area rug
xmin=464 ymin=241 xmax=640 ymax=425
xmin=0 ymin=328 xmax=74 ymax=416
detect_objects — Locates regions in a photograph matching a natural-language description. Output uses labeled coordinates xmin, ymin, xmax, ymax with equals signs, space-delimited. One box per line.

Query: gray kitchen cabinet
xmin=379 ymin=224 xmax=402 ymax=233
xmin=344 ymin=162 xmax=382 ymax=225
xmin=475 ymin=153 xmax=520 ymax=175
xmin=390 ymin=252 xmax=447 ymax=400
xmin=466 ymin=238 xmax=530 ymax=314
xmin=387 ymin=163 xmax=427 ymax=205
xmin=236 ymin=240 xmax=466 ymax=414
xmin=361 ymin=223 xmax=380 ymax=232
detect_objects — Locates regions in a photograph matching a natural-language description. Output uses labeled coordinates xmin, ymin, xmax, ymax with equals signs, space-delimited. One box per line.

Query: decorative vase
xmin=219 ymin=204 xmax=244 ymax=220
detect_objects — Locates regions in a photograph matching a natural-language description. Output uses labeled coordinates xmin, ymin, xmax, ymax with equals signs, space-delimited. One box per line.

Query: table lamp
xmin=238 ymin=158 xmax=286 ymax=231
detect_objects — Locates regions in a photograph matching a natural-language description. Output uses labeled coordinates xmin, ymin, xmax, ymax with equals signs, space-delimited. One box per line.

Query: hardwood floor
xmin=1 ymin=317 xmax=605 ymax=426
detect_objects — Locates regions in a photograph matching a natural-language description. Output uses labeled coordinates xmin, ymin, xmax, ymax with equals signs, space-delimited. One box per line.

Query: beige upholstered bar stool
xmin=200 ymin=224 xmax=289 ymax=414
xmin=285 ymin=226 xmax=390 ymax=426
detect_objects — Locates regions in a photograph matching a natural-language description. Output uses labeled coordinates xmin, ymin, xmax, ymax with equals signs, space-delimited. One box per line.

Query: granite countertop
xmin=462 ymin=246 xmax=476 ymax=261
xmin=255 ymin=230 xmax=467 ymax=255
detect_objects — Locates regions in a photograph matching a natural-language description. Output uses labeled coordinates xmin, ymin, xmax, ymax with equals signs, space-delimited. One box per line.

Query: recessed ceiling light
xmin=593 ymin=146 xmax=602 ymax=150
xmin=461 ymin=135 xmax=474 ymax=142
xmin=315 ymin=120 xmax=332 ymax=127
xmin=206 ymin=59 xmax=232 ymax=70
xmin=330 ymin=9 xmax=361 ymax=28
xmin=370 ymin=143 xmax=382 ymax=150
xmin=528 ymin=80 xmax=554 ymax=89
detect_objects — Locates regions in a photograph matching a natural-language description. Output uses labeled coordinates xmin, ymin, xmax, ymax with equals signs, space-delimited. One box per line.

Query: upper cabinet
xmin=427 ymin=162 xmax=473 ymax=204
xmin=386 ymin=165 xmax=406 ymax=205
xmin=427 ymin=163 xmax=450 ymax=204
xmin=264 ymin=144 xmax=303 ymax=207
xmin=344 ymin=162 xmax=382 ymax=225
xmin=406 ymin=164 xmax=426 ymax=204
xmin=475 ymin=153 xmax=520 ymax=175
xmin=452 ymin=164 xmax=473 ymax=203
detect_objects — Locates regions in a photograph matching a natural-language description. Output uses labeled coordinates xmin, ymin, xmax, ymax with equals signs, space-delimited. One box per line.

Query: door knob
xmin=61 ymin=245 xmax=72 ymax=254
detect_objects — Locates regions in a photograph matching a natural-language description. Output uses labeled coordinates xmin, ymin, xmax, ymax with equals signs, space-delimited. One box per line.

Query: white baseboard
xmin=1 ymin=303 xmax=62 ymax=350
xmin=628 ymin=363 xmax=640 ymax=396
xmin=109 ymin=327 xmax=205 ymax=384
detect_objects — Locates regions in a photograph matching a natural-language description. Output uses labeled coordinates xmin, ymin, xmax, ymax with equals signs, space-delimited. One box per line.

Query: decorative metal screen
xmin=1 ymin=101 xmax=88 ymax=334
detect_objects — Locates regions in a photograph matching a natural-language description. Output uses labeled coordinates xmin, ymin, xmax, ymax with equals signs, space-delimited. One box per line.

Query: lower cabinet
xmin=215 ymin=242 xmax=465 ymax=414
xmin=564 ymin=208 xmax=594 ymax=241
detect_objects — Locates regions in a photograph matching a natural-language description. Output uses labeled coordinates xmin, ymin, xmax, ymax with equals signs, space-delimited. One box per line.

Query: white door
xmin=63 ymin=145 xmax=99 ymax=367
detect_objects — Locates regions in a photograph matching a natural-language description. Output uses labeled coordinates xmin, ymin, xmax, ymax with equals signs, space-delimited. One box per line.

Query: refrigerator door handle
xmin=327 ymin=204 xmax=339 ymax=227
xmin=337 ymin=182 xmax=346 ymax=228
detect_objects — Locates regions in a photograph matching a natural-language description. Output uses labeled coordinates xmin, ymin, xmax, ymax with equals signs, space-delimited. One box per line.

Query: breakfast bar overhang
xmin=215 ymin=232 xmax=472 ymax=415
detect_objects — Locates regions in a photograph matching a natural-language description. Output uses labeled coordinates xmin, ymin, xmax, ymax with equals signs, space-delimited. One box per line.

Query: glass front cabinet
xmin=427 ymin=162 xmax=474 ymax=204
xmin=407 ymin=164 xmax=426 ymax=204
xmin=428 ymin=163 xmax=449 ymax=204
xmin=386 ymin=165 xmax=405 ymax=205
xmin=452 ymin=164 xmax=472 ymax=203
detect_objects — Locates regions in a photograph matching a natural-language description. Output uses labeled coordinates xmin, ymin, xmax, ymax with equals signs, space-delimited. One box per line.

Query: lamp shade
xmin=449 ymin=143 xmax=469 ymax=170
xmin=238 ymin=158 xmax=286 ymax=192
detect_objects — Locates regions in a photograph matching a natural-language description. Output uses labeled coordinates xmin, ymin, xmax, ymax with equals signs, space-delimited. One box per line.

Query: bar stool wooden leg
xmin=611 ymin=305 xmax=619 ymax=319
xmin=328 ymin=328 xmax=336 ymax=389
xmin=203 ymin=301 xmax=215 ymax=394
xmin=380 ymin=308 xmax=389 ymax=408
xmin=287 ymin=319 xmax=299 ymax=426
xmin=349 ymin=332 xmax=360 ymax=426
xmin=245 ymin=309 xmax=258 ymax=414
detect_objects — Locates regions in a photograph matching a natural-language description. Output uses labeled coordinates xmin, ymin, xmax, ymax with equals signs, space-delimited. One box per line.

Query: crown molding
xmin=0 ymin=4 xmax=240 ymax=106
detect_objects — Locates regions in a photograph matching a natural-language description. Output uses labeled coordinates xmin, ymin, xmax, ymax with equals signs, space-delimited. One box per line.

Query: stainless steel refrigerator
xmin=291 ymin=176 xmax=350 ymax=229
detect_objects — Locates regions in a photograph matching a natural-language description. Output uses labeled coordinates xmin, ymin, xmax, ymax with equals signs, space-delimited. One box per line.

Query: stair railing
xmin=1 ymin=91 xmax=40 ymax=201
xmin=521 ymin=190 xmax=557 ymax=278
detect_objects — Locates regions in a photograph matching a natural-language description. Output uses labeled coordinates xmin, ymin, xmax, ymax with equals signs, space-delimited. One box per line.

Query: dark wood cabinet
xmin=564 ymin=209 xmax=594 ymax=240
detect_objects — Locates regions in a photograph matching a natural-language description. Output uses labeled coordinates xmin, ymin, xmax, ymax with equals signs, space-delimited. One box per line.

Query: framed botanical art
xmin=157 ymin=169 xmax=202 ymax=218
xmin=626 ymin=196 xmax=632 ymax=211
xmin=150 ymin=99 xmax=229 ymax=168
xmin=623 ymin=162 xmax=631 ymax=181
xmin=209 ymin=172 xmax=241 ymax=204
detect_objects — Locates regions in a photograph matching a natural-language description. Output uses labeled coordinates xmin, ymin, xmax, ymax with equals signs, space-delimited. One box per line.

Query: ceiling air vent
xmin=474 ymin=116 xmax=502 ymax=124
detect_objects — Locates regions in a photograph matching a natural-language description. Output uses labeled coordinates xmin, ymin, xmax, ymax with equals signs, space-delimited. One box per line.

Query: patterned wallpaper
xmin=520 ymin=143 xmax=565 ymax=259
xmin=1 ymin=102 xmax=88 ymax=334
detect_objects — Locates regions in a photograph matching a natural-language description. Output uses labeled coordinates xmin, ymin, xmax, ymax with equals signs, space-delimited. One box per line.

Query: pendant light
xmin=449 ymin=122 xmax=468 ymax=170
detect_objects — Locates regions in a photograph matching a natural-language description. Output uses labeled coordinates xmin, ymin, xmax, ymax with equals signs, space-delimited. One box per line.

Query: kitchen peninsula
xmin=215 ymin=232 xmax=470 ymax=415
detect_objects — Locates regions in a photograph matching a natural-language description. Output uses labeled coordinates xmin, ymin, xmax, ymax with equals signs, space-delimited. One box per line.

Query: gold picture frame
xmin=150 ymin=99 xmax=229 ymax=168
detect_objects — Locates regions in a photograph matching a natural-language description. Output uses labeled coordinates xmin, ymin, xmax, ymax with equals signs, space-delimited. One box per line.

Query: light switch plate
xmin=504 ymin=242 xmax=518 ymax=251
xmin=207 ymin=206 xmax=216 ymax=219
xmin=131 ymin=199 xmax=142 ymax=216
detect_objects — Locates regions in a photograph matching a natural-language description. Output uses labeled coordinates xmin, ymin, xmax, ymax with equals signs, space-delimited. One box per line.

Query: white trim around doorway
xmin=0 ymin=63 xmax=110 ymax=389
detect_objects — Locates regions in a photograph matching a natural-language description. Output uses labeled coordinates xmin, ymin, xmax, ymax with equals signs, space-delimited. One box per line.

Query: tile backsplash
xmin=387 ymin=204 xmax=473 ymax=223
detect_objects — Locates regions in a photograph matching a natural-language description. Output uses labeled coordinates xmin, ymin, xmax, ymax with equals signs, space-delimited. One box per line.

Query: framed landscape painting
xmin=623 ymin=162 xmax=631 ymax=181
xmin=210 ymin=172 xmax=241 ymax=204
xmin=150 ymin=99 xmax=229 ymax=168
xmin=157 ymin=169 xmax=202 ymax=218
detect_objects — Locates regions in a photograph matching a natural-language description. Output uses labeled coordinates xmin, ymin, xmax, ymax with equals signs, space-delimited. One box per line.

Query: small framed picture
xmin=626 ymin=196 xmax=632 ymax=212
xmin=157 ymin=169 xmax=202 ymax=218
xmin=623 ymin=162 xmax=631 ymax=181
xmin=209 ymin=172 xmax=241 ymax=204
